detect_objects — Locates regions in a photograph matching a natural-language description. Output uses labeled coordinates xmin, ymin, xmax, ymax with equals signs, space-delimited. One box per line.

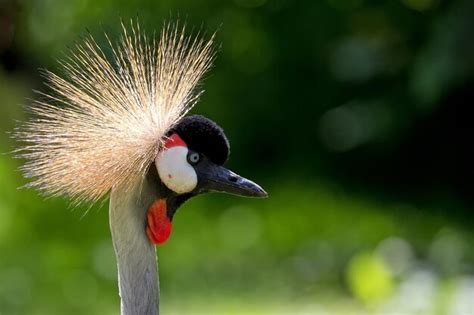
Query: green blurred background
xmin=1 ymin=0 xmax=474 ymax=314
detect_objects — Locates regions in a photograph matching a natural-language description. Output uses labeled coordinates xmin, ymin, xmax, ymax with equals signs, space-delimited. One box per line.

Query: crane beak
xmin=197 ymin=162 xmax=268 ymax=198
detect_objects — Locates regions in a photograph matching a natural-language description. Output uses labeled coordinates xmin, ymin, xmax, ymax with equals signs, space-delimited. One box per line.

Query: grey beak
xmin=199 ymin=162 xmax=268 ymax=198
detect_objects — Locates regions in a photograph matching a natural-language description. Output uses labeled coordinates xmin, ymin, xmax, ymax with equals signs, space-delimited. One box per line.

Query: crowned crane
xmin=14 ymin=22 xmax=267 ymax=315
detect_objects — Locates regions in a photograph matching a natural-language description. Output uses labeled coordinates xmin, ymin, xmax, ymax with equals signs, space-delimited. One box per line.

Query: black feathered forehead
xmin=167 ymin=115 xmax=230 ymax=165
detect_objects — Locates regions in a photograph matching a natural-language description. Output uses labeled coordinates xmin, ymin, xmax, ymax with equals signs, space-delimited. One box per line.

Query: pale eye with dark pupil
xmin=187 ymin=152 xmax=200 ymax=164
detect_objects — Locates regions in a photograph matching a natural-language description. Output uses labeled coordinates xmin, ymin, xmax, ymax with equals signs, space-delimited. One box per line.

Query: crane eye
xmin=187 ymin=152 xmax=200 ymax=165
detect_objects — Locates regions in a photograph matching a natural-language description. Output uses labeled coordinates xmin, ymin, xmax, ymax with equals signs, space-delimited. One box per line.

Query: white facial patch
xmin=155 ymin=146 xmax=198 ymax=194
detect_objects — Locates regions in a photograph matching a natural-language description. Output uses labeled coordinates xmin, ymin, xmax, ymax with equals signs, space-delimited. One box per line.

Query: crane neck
xmin=109 ymin=177 xmax=160 ymax=315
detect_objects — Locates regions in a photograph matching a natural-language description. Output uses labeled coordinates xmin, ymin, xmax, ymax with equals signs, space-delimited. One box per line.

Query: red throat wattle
xmin=146 ymin=199 xmax=172 ymax=245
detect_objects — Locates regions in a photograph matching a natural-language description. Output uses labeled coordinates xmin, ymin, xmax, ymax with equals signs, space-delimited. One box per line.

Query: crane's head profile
xmin=15 ymin=22 xmax=267 ymax=246
xmin=147 ymin=114 xmax=267 ymax=244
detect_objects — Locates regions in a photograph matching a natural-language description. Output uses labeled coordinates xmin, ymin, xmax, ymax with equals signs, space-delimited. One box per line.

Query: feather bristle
xmin=14 ymin=21 xmax=216 ymax=203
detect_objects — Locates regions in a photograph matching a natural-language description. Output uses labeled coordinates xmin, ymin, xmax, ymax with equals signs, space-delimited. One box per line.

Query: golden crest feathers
xmin=14 ymin=21 xmax=216 ymax=203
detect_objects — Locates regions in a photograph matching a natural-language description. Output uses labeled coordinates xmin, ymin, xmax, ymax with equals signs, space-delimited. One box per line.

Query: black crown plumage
xmin=168 ymin=115 xmax=230 ymax=165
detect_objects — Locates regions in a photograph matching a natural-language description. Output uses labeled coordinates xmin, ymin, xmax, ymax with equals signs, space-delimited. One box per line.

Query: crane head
xmin=146 ymin=115 xmax=267 ymax=245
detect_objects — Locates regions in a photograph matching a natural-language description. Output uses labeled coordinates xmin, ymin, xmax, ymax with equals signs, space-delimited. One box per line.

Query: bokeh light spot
xmin=429 ymin=228 xmax=467 ymax=274
xmin=377 ymin=237 xmax=414 ymax=276
xmin=449 ymin=277 xmax=474 ymax=315
xmin=379 ymin=270 xmax=437 ymax=314
xmin=330 ymin=37 xmax=383 ymax=82
xmin=346 ymin=251 xmax=393 ymax=306
xmin=318 ymin=100 xmax=392 ymax=152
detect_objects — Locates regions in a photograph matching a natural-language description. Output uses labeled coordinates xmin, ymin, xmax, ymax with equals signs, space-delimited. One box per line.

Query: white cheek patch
xmin=155 ymin=146 xmax=198 ymax=194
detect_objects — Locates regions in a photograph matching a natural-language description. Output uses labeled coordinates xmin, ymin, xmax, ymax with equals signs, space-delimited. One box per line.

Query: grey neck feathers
xmin=109 ymin=177 xmax=160 ymax=315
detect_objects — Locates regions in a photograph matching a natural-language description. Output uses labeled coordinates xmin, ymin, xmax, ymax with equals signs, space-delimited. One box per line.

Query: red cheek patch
xmin=146 ymin=199 xmax=172 ymax=245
